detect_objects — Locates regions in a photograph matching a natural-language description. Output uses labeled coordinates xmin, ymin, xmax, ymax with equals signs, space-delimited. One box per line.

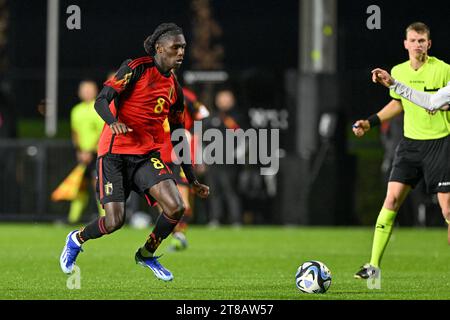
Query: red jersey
xmin=160 ymin=88 xmax=198 ymax=163
xmin=97 ymin=56 xmax=184 ymax=156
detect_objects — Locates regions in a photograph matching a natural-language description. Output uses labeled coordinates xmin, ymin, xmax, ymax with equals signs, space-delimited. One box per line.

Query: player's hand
xmin=371 ymin=68 xmax=395 ymax=88
xmin=195 ymin=163 xmax=207 ymax=175
xmin=192 ymin=180 xmax=210 ymax=199
xmin=109 ymin=121 xmax=133 ymax=135
xmin=352 ymin=120 xmax=370 ymax=137
xmin=426 ymin=104 xmax=448 ymax=114
xmin=77 ymin=150 xmax=93 ymax=165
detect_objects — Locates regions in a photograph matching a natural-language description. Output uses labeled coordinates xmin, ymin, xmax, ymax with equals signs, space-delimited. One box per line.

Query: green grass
xmin=0 ymin=224 xmax=449 ymax=300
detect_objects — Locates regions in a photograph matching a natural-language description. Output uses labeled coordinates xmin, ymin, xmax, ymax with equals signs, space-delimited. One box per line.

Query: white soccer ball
xmin=129 ymin=211 xmax=152 ymax=229
xmin=295 ymin=260 xmax=332 ymax=294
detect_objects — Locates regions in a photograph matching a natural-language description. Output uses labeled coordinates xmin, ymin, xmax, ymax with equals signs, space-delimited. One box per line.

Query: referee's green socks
xmin=68 ymin=190 xmax=88 ymax=224
xmin=369 ymin=208 xmax=397 ymax=268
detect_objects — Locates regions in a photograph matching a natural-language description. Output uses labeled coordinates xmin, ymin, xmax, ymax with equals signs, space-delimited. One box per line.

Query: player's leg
xmin=168 ymin=185 xmax=191 ymax=250
xmin=355 ymin=137 xmax=421 ymax=279
xmin=60 ymin=154 xmax=126 ymax=274
xmin=372 ymin=182 xmax=411 ymax=266
xmin=431 ymin=136 xmax=450 ymax=244
xmin=79 ymin=154 xmax=128 ymax=239
xmin=134 ymin=179 xmax=184 ymax=281
xmin=155 ymin=184 xmax=189 ymax=251
xmin=175 ymin=185 xmax=191 ymax=233
xmin=61 ymin=201 xmax=126 ymax=273
xmin=139 ymin=179 xmax=185 ymax=256
xmin=420 ymin=135 xmax=450 ymax=244
xmin=436 ymin=193 xmax=450 ymax=245
xmin=355 ymin=182 xmax=411 ymax=279
xmin=170 ymin=166 xmax=191 ymax=250
xmin=132 ymin=155 xmax=184 ymax=281
xmin=82 ymin=202 xmax=126 ymax=237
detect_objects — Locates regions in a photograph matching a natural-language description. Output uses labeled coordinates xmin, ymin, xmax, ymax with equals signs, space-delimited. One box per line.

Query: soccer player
xmin=68 ymin=80 xmax=105 ymax=224
xmin=60 ymin=23 xmax=210 ymax=281
xmin=159 ymin=86 xmax=210 ymax=250
xmin=352 ymin=22 xmax=450 ymax=279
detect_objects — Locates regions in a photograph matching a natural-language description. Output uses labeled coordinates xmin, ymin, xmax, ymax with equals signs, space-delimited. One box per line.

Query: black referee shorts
xmin=389 ymin=135 xmax=450 ymax=194
xmin=96 ymin=151 xmax=175 ymax=206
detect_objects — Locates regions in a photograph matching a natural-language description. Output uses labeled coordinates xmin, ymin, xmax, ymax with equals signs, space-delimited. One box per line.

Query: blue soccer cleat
xmin=60 ymin=230 xmax=83 ymax=274
xmin=135 ymin=250 xmax=173 ymax=281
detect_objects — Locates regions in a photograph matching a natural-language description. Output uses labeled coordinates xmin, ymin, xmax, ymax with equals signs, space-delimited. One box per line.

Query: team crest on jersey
xmin=104 ymin=182 xmax=113 ymax=196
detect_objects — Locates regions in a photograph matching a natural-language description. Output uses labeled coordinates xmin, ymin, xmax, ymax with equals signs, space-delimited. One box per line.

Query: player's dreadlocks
xmin=144 ymin=23 xmax=184 ymax=56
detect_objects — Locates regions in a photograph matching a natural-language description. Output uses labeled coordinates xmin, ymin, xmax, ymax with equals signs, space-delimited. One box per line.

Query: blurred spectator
xmin=68 ymin=80 xmax=105 ymax=224
xmin=203 ymin=88 xmax=244 ymax=227
xmin=237 ymin=163 xmax=266 ymax=223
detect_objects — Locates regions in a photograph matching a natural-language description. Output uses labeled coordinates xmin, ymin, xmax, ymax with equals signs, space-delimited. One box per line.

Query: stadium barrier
xmin=0 ymin=139 xmax=76 ymax=221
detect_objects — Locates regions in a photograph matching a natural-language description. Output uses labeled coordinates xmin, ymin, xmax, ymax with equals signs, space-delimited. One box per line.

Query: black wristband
xmin=367 ymin=114 xmax=381 ymax=128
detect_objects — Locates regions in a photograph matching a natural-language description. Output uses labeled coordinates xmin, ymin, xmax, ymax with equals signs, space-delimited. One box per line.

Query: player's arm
xmin=372 ymin=68 xmax=450 ymax=111
xmin=391 ymin=81 xmax=450 ymax=111
xmin=169 ymin=85 xmax=209 ymax=198
xmin=94 ymin=59 xmax=135 ymax=135
xmin=352 ymin=100 xmax=403 ymax=137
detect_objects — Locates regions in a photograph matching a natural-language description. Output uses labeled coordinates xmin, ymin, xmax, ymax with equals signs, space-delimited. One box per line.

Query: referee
xmin=352 ymin=22 xmax=450 ymax=279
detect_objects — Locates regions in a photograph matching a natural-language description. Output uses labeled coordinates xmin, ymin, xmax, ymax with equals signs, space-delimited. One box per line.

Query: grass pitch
xmin=0 ymin=223 xmax=449 ymax=300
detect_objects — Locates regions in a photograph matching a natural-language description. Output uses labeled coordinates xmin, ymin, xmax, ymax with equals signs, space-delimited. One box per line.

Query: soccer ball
xmin=129 ymin=211 xmax=152 ymax=229
xmin=295 ymin=260 xmax=332 ymax=294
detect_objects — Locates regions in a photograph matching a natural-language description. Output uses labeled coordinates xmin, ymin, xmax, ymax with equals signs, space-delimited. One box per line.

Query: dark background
xmin=5 ymin=0 xmax=450 ymax=120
